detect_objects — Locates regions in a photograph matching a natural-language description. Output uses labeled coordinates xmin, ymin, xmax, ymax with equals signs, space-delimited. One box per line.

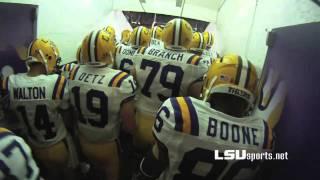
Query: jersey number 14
xmin=17 ymin=105 xmax=56 ymax=140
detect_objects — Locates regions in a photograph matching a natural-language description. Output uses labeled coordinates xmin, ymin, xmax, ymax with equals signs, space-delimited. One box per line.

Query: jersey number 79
xmin=140 ymin=59 xmax=184 ymax=102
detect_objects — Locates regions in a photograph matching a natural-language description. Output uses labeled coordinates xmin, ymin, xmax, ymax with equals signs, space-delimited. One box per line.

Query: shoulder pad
xmin=187 ymin=54 xmax=202 ymax=65
xmin=169 ymin=97 xmax=200 ymax=136
xmin=155 ymin=97 xmax=200 ymax=136
xmin=52 ymin=75 xmax=68 ymax=100
xmin=108 ymin=71 xmax=135 ymax=93
xmin=137 ymin=46 xmax=147 ymax=55
xmin=69 ymin=65 xmax=80 ymax=80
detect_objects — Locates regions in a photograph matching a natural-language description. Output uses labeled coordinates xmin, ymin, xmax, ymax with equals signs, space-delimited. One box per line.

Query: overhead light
xmin=312 ymin=0 xmax=320 ymax=6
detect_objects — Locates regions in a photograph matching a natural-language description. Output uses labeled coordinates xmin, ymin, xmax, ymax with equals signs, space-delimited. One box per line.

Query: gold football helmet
xmin=151 ymin=26 xmax=163 ymax=40
xmin=129 ymin=26 xmax=151 ymax=48
xmin=203 ymin=31 xmax=214 ymax=49
xmin=202 ymin=54 xmax=258 ymax=110
xmin=76 ymin=45 xmax=83 ymax=64
xmin=162 ymin=18 xmax=193 ymax=49
xmin=27 ymin=38 xmax=61 ymax=73
xmin=81 ymin=30 xmax=116 ymax=65
xmin=189 ymin=32 xmax=206 ymax=51
xmin=121 ymin=29 xmax=131 ymax=45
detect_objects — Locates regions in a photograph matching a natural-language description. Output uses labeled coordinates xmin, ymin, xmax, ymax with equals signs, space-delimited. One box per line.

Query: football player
xmin=0 ymin=127 xmax=40 ymax=180
xmin=0 ymin=74 xmax=21 ymax=135
xmin=68 ymin=30 xmax=137 ymax=180
xmin=149 ymin=26 xmax=164 ymax=49
xmin=134 ymin=54 xmax=273 ymax=180
xmin=0 ymin=74 xmax=7 ymax=119
xmin=114 ymin=26 xmax=151 ymax=74
xmin=188 ymin=31 xmax=213 ymax=66
xmin=202 ymin=31 xmax=219 ymax=59
xmin=131 ymin=18 xmax=209 ymax=150
xmin=121 ymin=29 xmax=132 ymax=45
xmin=27 ymin=38 xmax=61 ymax=74
xmin=5 ymin=38 xmax=77 ymax=179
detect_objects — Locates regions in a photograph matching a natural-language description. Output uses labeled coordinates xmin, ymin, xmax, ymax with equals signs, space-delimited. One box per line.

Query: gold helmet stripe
xmin=89 ymin=30 xmax=101 ymax=63
xmin=152 ymin=26 xmax=157 ymax=38
xmin=178 ymin=19 xmax=183 ymax=46
xmin=93 ymin=30 xmax=102 ymax=63
xmin=78 ymin=47 xmax=83 ymax=64
xmin=87 ymin=31 xmax=94 ymax=63
xmin=136 ymin=27 xmax=143 ymax=47
xmin=235 ymin=56 xmax=243 ymax=85
xmin=239 ymin=58 xmax=249 ymax=88
xmin=208 ymin=32 xmax=212 ymax=45
xmin=245 ymin=61 xmax=252 ymax=88
xmin=172 ymin=20 xmax=176 ymax=46
xmin=199 ymin=33 xmax=204 ymax=49
xmin=174 ymin=19 xmax=181 ymax=46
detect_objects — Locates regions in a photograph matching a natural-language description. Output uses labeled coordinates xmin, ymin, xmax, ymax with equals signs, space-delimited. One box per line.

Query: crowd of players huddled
xmin=0 ymin=18 xmax=273 ymax=180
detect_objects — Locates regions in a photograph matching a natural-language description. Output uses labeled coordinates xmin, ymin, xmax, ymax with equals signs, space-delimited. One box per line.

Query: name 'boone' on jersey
xmin=154 ymin=97 xmax=273 ymax=180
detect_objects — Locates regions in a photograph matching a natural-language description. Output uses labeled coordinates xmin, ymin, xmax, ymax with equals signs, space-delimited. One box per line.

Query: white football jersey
xmin=68 ymin=65 xmax=136 ymax=142
xmin=153 ymin=97 xmax=272 ymax=180
xmin=149 ymin=38 xmax=164 ymax=49
xmin=7 ymin=73 xmax=69 ymax=147
xmin=0 ymin=129 xmax=40 ymax=180
xmin=133 ymin=47 xmax=208 ymax=116
xmin=114 ymin=44 xmax=138 ymax=73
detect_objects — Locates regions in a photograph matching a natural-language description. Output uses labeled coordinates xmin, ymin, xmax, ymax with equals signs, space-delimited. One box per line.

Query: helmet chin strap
xmin=107 ymin=51 xmax=114 ymax=68
xmin=109 ymin=51 xmax=114 ymax=64
xmin=202 ymin=75 xmax=217 ymax=102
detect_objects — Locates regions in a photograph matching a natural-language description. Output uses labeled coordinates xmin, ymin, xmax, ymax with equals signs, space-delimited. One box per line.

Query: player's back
xmin=154 ymin=97 xmax=272 ymax=180
xmin=0 ymin=128 xmax=40 ymax=180
xmin=68 ymin=65 xmax=136 ymax=142
xmin=115 ymin=44 xmax=138 ymax=73
xmin=134 ymin=47 xmax=208 ymax=116
xmin=7 ymin=73 xmax=68 ymax=147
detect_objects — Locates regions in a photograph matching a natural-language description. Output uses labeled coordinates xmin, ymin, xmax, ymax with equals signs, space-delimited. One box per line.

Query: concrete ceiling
xmin=113 ymin=0 xmax=225 ymax=22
